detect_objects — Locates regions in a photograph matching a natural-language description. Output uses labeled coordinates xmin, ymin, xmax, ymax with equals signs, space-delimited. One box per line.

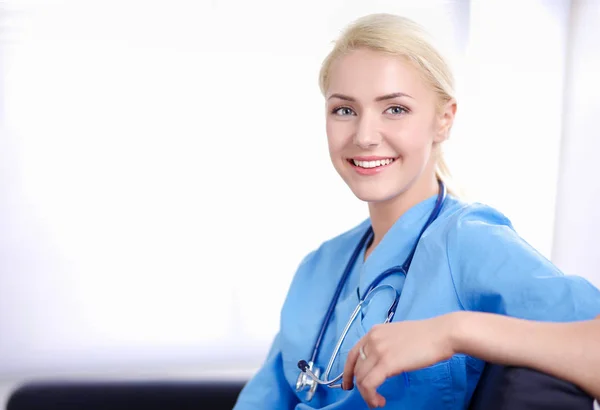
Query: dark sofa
xmin=6 ymin=364 xmax=595 ymax=410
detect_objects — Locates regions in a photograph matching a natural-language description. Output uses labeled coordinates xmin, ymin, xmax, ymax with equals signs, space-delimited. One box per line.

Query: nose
xmin=353 ymin=113 xmax=381 ymax=149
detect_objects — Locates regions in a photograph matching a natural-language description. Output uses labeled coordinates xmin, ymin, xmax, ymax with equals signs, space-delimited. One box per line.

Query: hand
xmin=342 ymin=313 xmax=460 ymax=408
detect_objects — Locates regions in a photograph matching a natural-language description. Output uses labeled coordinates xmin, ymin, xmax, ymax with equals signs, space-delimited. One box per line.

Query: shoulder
xmin=279 ymin=218 xmax=370 ymax=318
xmin=442 ymin=198 xmax=557 ymax=290
xmin=440 ymin=198 xmax=519 ymax=251
xmin=444 ymin=198 xmax=514 ymax=232
xmin=440 ymin=199 xmax=600 ymax=319
xmin=440 ymin=198 xmax=551 ymax=279
xmin=420 ymin=197 xmax=518 ymax=253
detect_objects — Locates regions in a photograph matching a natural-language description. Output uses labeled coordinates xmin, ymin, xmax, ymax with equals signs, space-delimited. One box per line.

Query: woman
xmin=233 ymin=13 xmax=600 ymax=409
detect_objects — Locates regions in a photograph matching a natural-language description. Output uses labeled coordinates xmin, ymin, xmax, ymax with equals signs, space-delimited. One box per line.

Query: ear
xmin=434 ymin=99 xmax=457 ymax=143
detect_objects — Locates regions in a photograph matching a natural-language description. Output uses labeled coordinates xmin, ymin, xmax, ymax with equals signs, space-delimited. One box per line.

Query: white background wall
xmin=552 ymin=0 xmax=600 ymax=283
xmin=1 ymin=1 xmax=599 ymax=404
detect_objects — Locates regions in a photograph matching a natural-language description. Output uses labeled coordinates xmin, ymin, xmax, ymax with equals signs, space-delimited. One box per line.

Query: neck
xmin=366 ymin=173 xmax=439 ymax=258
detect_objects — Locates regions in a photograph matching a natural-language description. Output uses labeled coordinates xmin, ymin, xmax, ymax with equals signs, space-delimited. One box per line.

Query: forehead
xmin=326 ymin=48 xmax=431 ymax=101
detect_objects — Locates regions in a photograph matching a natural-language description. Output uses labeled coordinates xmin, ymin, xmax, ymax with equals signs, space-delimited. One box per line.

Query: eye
xmin=332 ymin=106 xmax=356 ymax=116
xmin=385 ymin=106 xmax=409 ymax=115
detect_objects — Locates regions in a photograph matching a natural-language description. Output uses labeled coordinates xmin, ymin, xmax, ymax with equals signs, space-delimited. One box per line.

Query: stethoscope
xmin=296 ymin=180 xmax=447 ymax=402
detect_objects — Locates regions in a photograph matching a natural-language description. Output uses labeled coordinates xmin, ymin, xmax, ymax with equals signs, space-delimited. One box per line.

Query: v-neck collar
xmin=357 ymin=193 xmax=441 ymax=296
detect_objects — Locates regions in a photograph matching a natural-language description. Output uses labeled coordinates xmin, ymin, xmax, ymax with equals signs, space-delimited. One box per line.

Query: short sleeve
xmin=232 ymin=248 xmax=323 ymax=410
xmin=447 ymin=204 xmax=600 ymax=321
xmin=232 ymin=332 xmax=298 ymax=410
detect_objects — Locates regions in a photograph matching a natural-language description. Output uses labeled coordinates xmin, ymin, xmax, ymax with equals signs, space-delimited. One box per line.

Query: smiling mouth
xmin=349 ymin=158 xmax=396 ymax=169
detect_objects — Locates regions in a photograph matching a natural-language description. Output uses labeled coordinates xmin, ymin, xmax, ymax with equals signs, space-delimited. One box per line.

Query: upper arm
xmin=233 ymin=250 xmax=322 ymax=410
xmin=233 ymin=333 xmax=298 ymax=410
xmin=447 ymin=205 xmax=600 ymax=322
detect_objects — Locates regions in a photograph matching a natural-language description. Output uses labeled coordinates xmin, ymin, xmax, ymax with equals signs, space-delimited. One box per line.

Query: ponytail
xmin=434 ymin=149 xmax=462 ymax=198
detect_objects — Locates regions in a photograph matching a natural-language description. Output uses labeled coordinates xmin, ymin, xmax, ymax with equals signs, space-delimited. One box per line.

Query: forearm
xmin=450 ymin=311 xmax=600 ymax=399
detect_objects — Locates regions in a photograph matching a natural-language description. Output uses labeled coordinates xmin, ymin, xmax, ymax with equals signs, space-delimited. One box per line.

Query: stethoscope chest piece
xmin=296 ymin=361 xmax=321 ymax=401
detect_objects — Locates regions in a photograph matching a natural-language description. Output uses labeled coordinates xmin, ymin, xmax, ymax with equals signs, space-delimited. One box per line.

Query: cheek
xmin=389 ymin=123 xmax=433 ymax=157
xmin=326 ymin=120 xmax=351 ymax=153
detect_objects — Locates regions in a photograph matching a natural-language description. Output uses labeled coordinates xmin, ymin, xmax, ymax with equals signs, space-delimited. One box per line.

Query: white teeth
xmin=352 ymin=158 xmax=394 ymax=168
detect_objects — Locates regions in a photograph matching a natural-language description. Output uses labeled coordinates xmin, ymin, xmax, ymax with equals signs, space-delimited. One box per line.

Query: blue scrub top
xmin=233 ymin=194 xmax=600 ymax=409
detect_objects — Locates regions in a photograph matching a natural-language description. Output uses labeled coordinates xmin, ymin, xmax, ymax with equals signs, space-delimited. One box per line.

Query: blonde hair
xmin=319 ymin=13 xmax=459 ymax=196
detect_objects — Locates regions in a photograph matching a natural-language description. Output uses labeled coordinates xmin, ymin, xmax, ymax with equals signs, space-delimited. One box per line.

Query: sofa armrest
xmin=469 ymin=364 xmax=594 ymax=410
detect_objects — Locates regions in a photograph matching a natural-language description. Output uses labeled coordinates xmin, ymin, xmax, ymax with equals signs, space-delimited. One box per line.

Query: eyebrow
xmin=327 ymin=92 xmax=414 ymax=102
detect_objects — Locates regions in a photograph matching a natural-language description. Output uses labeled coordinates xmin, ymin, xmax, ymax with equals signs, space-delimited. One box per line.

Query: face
xmin=325 ymin=48 xmax=455 ymax=203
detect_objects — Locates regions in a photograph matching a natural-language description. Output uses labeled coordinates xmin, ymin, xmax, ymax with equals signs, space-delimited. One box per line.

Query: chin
xmin=349 ymin=184 xmax=406 ymax=204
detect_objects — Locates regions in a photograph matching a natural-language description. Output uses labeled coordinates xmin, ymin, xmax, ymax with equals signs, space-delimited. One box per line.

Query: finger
xmin=342 ymin=337 xmax=367 ymax=390
xmin=342 ymin=334 xmax=369 ymax=390
xmin=355 ymin=358 xmax=384 ymax=408
xmin=354 ymin=346 xmax=379 ymax=386
xmin=357 ymin=364 xmax=388 ymax=408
